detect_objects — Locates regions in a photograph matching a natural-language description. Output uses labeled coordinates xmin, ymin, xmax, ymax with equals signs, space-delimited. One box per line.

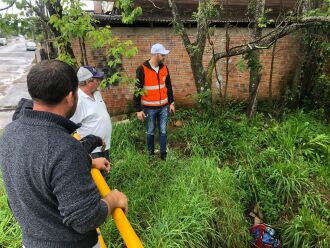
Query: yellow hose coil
xmin=91 ymin=168 xmax=144 ymax=248
xmin=73 ymin=132 xmax=143 ymax=247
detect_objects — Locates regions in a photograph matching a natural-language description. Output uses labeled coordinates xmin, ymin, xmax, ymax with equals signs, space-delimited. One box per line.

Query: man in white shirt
xmin=71 ymin=66 xmax=112 ymax=160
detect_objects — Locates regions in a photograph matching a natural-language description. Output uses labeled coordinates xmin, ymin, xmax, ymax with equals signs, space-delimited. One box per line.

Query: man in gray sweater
xmin=0 ymin=60 xmax=128 ymax=248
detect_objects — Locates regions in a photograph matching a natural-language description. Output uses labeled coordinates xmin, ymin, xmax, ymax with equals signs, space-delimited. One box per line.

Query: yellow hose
xmin=73 ymin=132 xmax=143 ymax=247
xmin=91 ymin=168 xmax=144 ymax=248
xmin=96 ymin=228 xmax=107 ymax=248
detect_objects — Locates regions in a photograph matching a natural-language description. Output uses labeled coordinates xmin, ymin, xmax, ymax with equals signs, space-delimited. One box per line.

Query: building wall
xmin=72 ymin=27 xmax=301 ymax=115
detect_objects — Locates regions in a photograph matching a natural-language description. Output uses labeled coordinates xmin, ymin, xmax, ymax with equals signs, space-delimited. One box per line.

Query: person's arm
xmin=50 ymin=141 xmax=127 ymax=234
xmin=134 ymin=66 xmax=144 ymax=112
xmin=80 ymin=135 xmax=103 ymax=154
xmin=165 ymin=66 xmax=175 ymax=113
xmin=165 ymin=66 xmax=174 ymax=105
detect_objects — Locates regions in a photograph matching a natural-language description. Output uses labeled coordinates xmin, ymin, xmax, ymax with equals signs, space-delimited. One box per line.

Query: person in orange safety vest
xmin=134 ymin=43 xmax=175 ymax=160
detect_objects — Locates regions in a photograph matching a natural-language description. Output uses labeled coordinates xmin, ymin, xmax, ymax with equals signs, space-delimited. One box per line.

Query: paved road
xmin=0 ymin=38 xmax=35 ymax=129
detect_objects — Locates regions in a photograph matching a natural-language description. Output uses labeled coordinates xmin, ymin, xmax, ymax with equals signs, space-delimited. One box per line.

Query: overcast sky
xmin=0 ymin=0 xmax=94 ymax=15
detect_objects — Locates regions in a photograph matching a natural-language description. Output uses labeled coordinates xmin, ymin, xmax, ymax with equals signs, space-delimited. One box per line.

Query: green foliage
xmin=57 ymin=52 xmax=77 ymax=67
xmin=281 ymin=208 xmax=330 ymax=248
xmin=87 ymin=28 xmax=138 ymax=88
xmin=133 ymin=79 xmax=146 ymax=98
xmin=116 ymin=0 xmax=142 ymax=24
xmin=192 ymin=0 xmax=220 ymax=24
xmin=309 ymin=72 xmax=330 ymax=119
xmin=0 ymin=175 xmax=21 ymax=248
xmin=263 ymin=112 xmax=330 ymax=161
xmin=49 ymin=1 xmax=95 ymax=38
xmin=0 ymin=14 xmax=17 ymax=37
xmin=265 ymin=161 xmax=312 ymax=205
xmin=301 ymin=134 xmax=330 ymax=161
xmin=245 ymin=50 xmax=262 ymax=77
xmin=102 ymin=137 xmax=248 ymax=247
xmin=186 ymin=44 xmax=200 ymax=56
xmin=0 ymin=13 xmax=40 ymax=38
xmin=49 ymin=0 xmax=139 ymax=85
xmin=299 ymin=19 xmax=330 ymax=119
xmin=196 ymin=88 xmax=212 ymax=110
xmin=306 ymin=1 xmax=330 ymax=17
xmin=257 ymin=8 xmax=274 ymax=28
xmin=236 ymin=56 xmax=248 ymax=73
xmin=1 ymin=107 xmax=329 ymax=247
xmin=171 ymin=20 xmax=186 ymax=37
xmin=48 ymin=0 xmax=94 ymax=65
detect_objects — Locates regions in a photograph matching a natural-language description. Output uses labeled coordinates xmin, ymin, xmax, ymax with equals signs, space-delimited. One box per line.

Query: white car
xmin=0 ymin=38 xmax=7 ymax=46
xmin=26 ymin=41 xmax=37 ymax=51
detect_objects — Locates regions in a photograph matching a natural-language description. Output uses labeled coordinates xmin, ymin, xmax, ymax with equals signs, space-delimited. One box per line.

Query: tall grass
xmin=281 ymin=208 xmax=330 ymax=248
xmin=0 ymin=174 xmax=21 ymax=248
xmin=0 ymin=107 xmax=329 ymax=247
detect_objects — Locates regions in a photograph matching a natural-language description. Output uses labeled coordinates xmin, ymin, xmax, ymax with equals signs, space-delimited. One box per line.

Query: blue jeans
xmin=144 ymin=105 xmax=169 ymax=155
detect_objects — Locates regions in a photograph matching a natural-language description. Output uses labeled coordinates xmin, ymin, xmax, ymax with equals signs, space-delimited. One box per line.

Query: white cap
xmin=77 ymin=66 xmax=104 ymax=83
xmin=151 ymin=43 xmax=170 ymax=55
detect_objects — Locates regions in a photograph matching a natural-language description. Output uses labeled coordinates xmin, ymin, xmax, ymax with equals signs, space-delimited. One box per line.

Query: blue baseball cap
xmin=77 ymin=66 xmax=104 ymax=82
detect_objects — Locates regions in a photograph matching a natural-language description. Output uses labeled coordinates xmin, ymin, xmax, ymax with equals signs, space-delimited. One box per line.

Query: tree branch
xmin=0 ymin=0 xmax=16 ymax=11
xmin=213 ymin=16 xmax=330 ymax=61
xmin=147 ymin=0 xmax=162 ymax=10
xmin=195 ymin=0 xmax=208 ymax=55
xmin=25 ymin=1 xmax=48 ymax=24
xmin=168 ymin=0 xmax=191 ymax=49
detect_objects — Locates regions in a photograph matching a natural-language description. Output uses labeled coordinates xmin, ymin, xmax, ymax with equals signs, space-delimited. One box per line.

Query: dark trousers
xmin=91 ymin=149 xmax=110 ymax=160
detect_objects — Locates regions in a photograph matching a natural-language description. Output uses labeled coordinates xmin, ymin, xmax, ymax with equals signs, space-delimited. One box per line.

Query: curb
xmin=0 ymin=106 xmax=16 ymax=112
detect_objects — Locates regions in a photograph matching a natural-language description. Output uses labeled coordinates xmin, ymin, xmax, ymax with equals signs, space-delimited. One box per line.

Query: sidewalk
xmin=0 ymin=67 xmax=32 ymax=129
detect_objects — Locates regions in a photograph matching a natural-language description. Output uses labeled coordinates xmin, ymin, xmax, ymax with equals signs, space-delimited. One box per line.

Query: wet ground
xmin=0 ymin=38 xmax=34 ymax=129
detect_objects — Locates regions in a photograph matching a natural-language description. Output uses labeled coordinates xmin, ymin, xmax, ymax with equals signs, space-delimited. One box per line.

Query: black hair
xmin=27 ymin=60 xmax=78 ymax=105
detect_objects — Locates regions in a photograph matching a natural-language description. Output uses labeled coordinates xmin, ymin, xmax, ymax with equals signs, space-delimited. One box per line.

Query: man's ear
xmin=65 ymin=91 xmax=75 ymax=106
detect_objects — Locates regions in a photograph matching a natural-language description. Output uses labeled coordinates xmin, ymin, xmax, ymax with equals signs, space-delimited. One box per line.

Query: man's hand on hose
xmin=92 ymin=157 xmax=111 ymax=173
xmin=102 ymin=190 xmax=128 ymax=215
xmin=136 ymin=111 xmax=146 ymax=121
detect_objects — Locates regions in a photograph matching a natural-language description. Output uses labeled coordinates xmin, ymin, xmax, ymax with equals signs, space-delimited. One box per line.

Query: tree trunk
xmin=246 ymin=0 xmax=265 ymax=120
xmin=268 ymin=41 xmax=277 ymax=105
xmin=82 ymin=37 xmax=88 ymax=65
xmin=169 ymin=0 xmax=212 ymax=106
xmin=191 ymin=56 xmax=206 ymax=93
xmin=78 ymin=38 xmax=85 ymax=66
xmin=224 ymin=24 xmax=230 ymax=101
xmin=247 ymin=61 xmax=262 ymax=118
xmin=287 ymin=54 xmax=304 ymax=109
xmin=286 ymin=0 xmax=315 ymax=108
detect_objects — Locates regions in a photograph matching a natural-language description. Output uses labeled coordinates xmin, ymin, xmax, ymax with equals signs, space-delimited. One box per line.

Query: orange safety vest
xmin=141 ymin=64 xmax=169 ymax=107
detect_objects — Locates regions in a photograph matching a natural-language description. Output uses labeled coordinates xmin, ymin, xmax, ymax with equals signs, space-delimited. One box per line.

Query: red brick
xmin=71 ymin=28 xmax=301 ymax=114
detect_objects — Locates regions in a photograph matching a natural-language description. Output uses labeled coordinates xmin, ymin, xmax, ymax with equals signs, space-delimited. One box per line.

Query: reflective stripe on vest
xmin=142 ymin=98 xmax=168 ymax=106
xmin=143 ymin=84 xmax=166 ymax=90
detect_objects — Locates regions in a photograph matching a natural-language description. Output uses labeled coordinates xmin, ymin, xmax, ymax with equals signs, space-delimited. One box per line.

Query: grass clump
xmin=0 ymin=106 xmax=329 ymax=247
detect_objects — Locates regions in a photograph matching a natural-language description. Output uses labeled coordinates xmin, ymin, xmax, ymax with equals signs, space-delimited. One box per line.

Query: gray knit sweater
xmin=0 ymin=110 xmax=108 ymax=248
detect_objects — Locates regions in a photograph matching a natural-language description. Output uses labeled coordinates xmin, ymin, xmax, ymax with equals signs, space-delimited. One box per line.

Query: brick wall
xmin=72 ymin=27 xmax=301 ymax=115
